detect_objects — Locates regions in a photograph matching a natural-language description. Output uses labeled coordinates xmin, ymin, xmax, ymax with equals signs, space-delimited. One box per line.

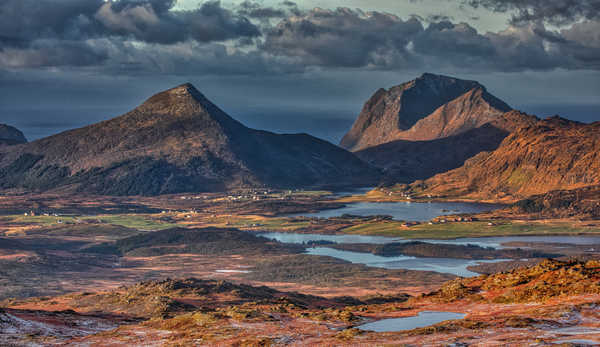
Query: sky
xmin=1 ymin=0 xmax=599 ymax=143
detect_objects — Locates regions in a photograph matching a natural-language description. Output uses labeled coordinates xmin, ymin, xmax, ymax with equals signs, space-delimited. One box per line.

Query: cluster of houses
xmin=432 ymin=216 xmax=479 ymax=224
xmin=24 ymin=211 xmax=60 ymax=217
xmin=402 ymin=216 xmax=481 ymax=227
xmin=223 ymin=189 xmax=303 ymax=202
xmin=178 ymin=195 xmax=208 ymax=200
xmin=377 ymin=188 xmax=437 ymax=200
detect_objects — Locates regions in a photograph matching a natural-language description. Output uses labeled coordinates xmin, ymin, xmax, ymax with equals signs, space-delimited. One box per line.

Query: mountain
xmin=356 ymin=111 xmax=539 ymax=183
xmin=0 ymin=83 xmax=379 ymax=195
xmin=413 ymin=117 xmax=600 ymax=201
xmin=0 ymin=124 xmax=27 ymax=145
xmin=340 ymin=73 xmax=512 ymax=151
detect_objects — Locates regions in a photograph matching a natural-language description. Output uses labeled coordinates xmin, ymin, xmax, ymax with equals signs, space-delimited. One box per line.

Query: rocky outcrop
xmin=0 ymin=124 xmax=27 ymax=145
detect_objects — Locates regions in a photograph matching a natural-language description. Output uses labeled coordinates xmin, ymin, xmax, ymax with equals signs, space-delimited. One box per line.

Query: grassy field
xmin=180 ymin=214 xmax=311 ymax=232
xmin=3 ymin=214 xmax=177 ymax=231
xmin=341 ymin=220 xmax=600 ymax=239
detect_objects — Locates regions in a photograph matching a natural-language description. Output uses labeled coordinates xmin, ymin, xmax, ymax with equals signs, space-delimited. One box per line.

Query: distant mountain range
xmin=0 ymin=124 xmax=27 ymax=146
xmin=0 ymin=84 xmax=378 ymax=195
xmin=341 ymin=73 xmax=536 ymax=183
xmin=1 ymin=74 xmax=597 ymax=201
xmin=341 ymin=73 xmax=599 ymax=202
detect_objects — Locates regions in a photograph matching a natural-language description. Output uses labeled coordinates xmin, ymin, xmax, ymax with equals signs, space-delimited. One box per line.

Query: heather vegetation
xmin=87 ymin=227 xmax=303 ymax=256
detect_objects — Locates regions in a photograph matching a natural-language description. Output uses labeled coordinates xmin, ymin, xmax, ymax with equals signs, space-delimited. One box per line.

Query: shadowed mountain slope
xmin=356 ymin=111 xmax=538 ymax=183
xmin=0 ymin=84 xmax=379 ymax=195
xmin=414 ymin=117 xmax=600 ymax=201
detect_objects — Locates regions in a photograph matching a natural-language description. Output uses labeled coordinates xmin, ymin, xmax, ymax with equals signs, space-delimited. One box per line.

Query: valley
xmin=0 ymin=74 xmax=598 ymax=346
xmin=0 ymin=187 xmax=599 ymax=345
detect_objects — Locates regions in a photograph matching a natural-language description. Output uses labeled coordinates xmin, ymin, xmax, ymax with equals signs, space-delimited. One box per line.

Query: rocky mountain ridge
xmin=340 ymin=73 xmax=511 ymax=151
xmin=0 ymin=83 xmax=379 ymax=195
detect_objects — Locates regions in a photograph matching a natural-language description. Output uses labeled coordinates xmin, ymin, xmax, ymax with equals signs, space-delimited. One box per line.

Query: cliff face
xmin=0 ymin=83 xmax=379 ymax=195
xmin=415 ymin=117 xmax=600 ymax=201
xmin=340 ymin=73 xmax=511 ymax=151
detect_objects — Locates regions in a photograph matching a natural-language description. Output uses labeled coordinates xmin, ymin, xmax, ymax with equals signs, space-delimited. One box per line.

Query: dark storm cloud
xmin=0 ymin=0 xmax=260 ymax=46
xmin=0 ymin=0 xmax=264 ymax=71
xmin=0 ymin=39 xmax=108 ymax=68
xmin=261 ymin=8 xmax=424 ymax=68
xmin=1 ymin=1 xmax=599 ymax=74
xmin=237 ymin=1 xmax=287 ymax=19
xmin=464 ymin=0 xmax=600 ymax=26
xmin=95 ymin=0 xmax=260 ymax=44
xmin=261 ymin=8 xmax=599 ymax=72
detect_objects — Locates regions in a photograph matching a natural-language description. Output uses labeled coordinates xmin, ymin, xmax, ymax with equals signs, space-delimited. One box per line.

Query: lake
xmin=357 ymin=311 xmax=466 ymax=332
xmin=260 ymin=232 xmax=600 ymax=276
xmin=288 ymin=201 xmax=504 ymax=221
xmin=261 ymin=232 xmax=600 ymax=249
xmin=306 ymin=247 xmax=505 ymax=277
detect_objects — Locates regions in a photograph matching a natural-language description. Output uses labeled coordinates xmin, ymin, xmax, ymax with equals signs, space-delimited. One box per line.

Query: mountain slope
xmin=356 ymin=111 xmax=538 ymax=183
xmin=340 ymin=73 xmax=511 ymax=151
xmin=414 ymin=117 xmax=600 ymax=201
xmin=0 ymin=124 xmax=27 ymax=145
xmin=0 ymin=84 xmax=379 ymax=195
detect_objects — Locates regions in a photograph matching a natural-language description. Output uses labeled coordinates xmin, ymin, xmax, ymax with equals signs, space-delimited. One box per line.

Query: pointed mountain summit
xmin=0 ymin=124 xmax=27 ymax=145
xmin=0 ymin=84 xmax=379 ymax=195
xmin=340 ymin=73 xmax=512 ymax=151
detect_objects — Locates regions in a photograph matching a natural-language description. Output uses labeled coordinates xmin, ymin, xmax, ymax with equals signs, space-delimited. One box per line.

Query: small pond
xmin=357 ymin=311 xmax=466 ymax=332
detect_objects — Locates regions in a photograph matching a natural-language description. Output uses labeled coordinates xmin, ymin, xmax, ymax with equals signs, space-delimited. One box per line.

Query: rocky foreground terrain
xmin=1 ymin=259 xmax=598 ymax=346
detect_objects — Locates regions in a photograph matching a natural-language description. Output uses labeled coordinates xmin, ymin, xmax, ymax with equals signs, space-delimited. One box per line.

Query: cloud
xmin=94 ymin=0 xmax=261 ymax=44
xmin=237 ymin=1 xmax=287 ymax=19
xmin=0 ymin=40 xmax=108 ymax=68
xmin=0 ymin=0 xmax=264 ymax=71
xmin=261 ymin=8 xmax=424 ymax=68
xmin=464 ymin=0 xmax=600 ymax=26
xmin=0 ymin=0 xmax=260 ymax=46
xmin=260 ymin=8 xmax=599 ymax=72
xmin=1 ymin=1 xmax=599 ymax=74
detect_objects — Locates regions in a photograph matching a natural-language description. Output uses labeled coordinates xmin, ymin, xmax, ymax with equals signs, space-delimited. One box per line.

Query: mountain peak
xmin=418 ymin=72 xmax=458 ymax=80
xmin=168 ymin=82 xmax=203 ymax=97
xmin=340 ymin=74 xmax=510 ymax=151
xmin=141 ymin=83 xmax=208 ymax=110
xmin=0 ymin=84 xmax=379 ymax=195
